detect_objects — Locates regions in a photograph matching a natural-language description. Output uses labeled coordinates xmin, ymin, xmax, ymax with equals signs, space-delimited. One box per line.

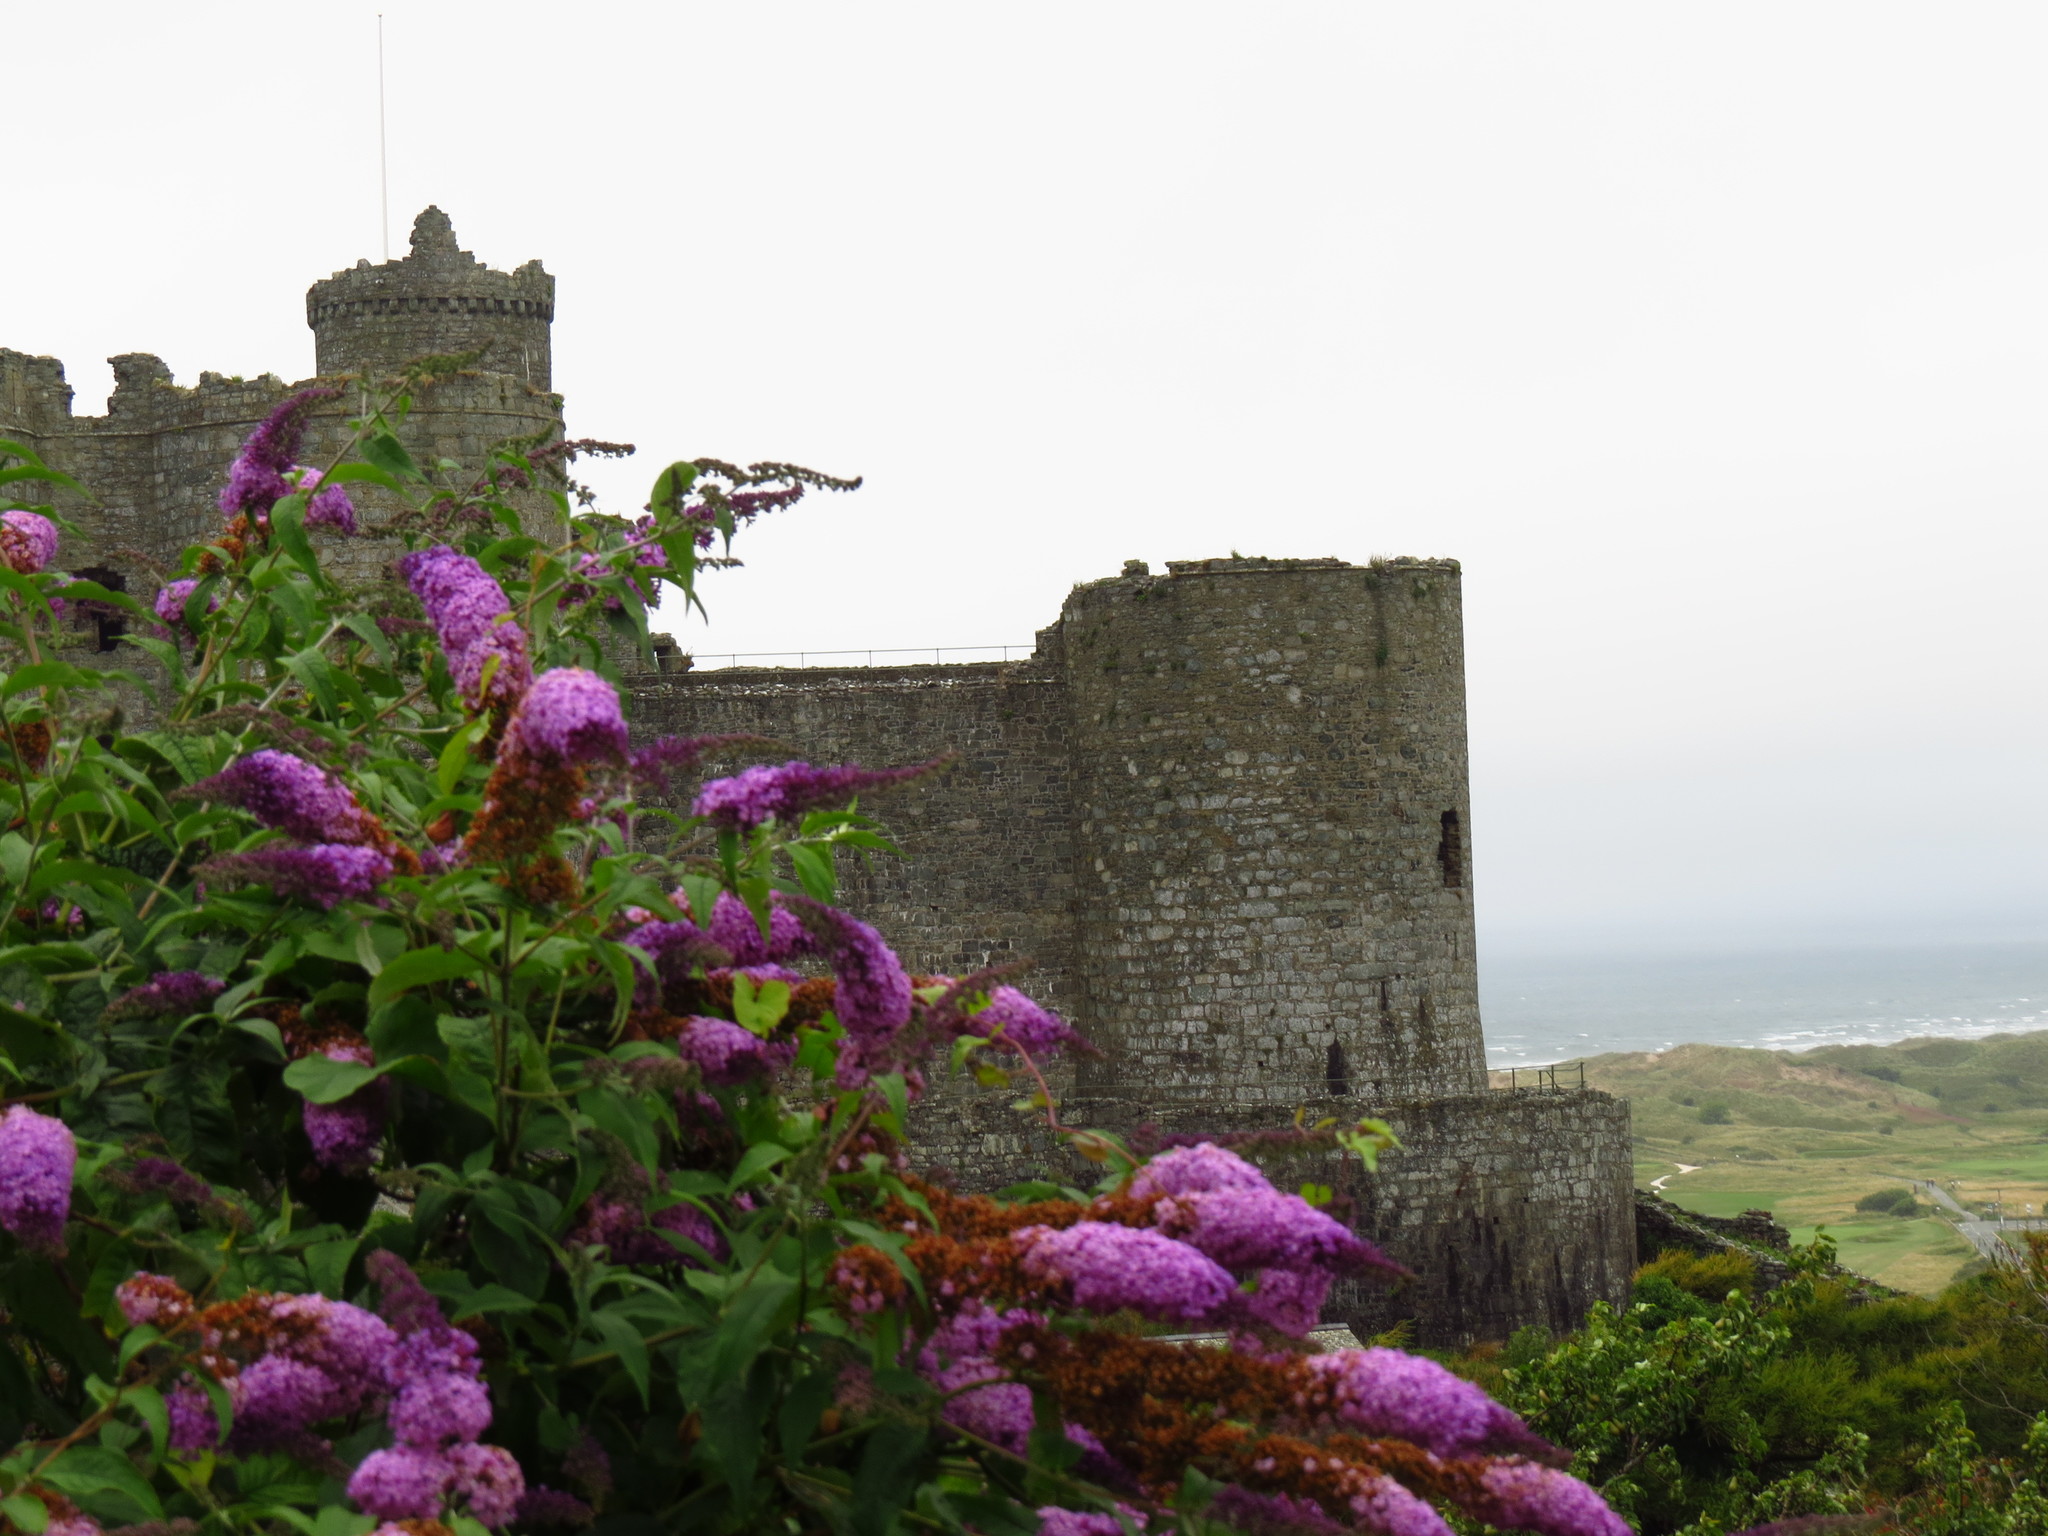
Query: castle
xmin=0 ymin=210 xmax=1636 ymax=1345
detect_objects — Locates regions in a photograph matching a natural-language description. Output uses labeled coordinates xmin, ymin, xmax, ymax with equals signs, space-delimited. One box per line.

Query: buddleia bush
xmin=0 ymin=386 xmax=1641 ymax=1536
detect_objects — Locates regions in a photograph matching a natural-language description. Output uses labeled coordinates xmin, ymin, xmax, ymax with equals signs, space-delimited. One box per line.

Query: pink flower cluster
xmin=0 ymin=510 xmax=58 ymax=575
xmin=152 ymin=577 xmax=220 ymax=638
xmin=0 ymin=1104 xmax=75 ymax=1252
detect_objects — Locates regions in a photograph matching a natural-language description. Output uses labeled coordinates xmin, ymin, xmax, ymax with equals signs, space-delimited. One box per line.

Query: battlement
xmin=306 ymin=207 xmax=555 ymax=387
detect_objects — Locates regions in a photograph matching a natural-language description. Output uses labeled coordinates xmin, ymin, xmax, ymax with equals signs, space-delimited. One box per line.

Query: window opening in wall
xmin=1325 ymin=1041 xmax=1351 ymax=1096
xmin=70 ymin=566 xmax=127 ymax=653
xmin=1437 ymin=809 xmax=1464 ymax=888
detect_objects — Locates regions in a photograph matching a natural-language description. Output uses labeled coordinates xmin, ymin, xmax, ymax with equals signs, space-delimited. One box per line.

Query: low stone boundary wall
xmin=908 ymin=1087 xmax=1636 ymax=1348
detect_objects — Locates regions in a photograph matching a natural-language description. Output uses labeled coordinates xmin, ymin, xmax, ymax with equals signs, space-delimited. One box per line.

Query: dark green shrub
xmin=1699 ymin=1102 xmax=1733 ymax=1124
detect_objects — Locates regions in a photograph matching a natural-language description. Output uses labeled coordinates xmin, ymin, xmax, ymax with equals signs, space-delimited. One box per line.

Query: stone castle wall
xmin=1 ymin=209 xmax=1638 ymax=1345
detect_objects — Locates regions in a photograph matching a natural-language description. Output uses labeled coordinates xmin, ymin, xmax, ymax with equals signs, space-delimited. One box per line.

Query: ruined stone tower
xmin=0 ymin=208 xmax=562 ymax=594
xmin=1055 ymin=558 xmax=1486 ymax=1105
xmin=1 ymin=217 xmax=1638 ymax=1346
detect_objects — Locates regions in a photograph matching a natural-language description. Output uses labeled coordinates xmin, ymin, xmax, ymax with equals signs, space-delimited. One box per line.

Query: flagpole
xmin=378 ymin=13 xmax=390 ymax=260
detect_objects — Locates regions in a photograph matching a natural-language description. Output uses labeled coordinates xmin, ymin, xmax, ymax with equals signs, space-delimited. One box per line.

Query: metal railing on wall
xmin=691 ymin=644 xmax=1036 ymax=671
xmin=1498 ymin=1063 xmax=1587 ymax=1092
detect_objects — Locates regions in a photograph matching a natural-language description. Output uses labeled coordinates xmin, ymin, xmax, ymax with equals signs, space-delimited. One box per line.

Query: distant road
xmin=1893 ymin=1177 xmax=2048 ymax=1265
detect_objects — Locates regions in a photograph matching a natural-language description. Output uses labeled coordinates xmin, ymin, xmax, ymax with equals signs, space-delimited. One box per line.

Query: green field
xmin=1499 ymin=1030 xmax=2048 ymax=1294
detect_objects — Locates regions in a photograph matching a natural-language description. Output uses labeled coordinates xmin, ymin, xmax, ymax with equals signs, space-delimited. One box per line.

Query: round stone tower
xmin=306 ymin=207 xmax=555 ymax=387
xmin=1057 ymin=556 xmax=1488 ymax=1105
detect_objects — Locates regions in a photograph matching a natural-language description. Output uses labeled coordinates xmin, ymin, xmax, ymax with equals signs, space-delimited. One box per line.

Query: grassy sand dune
xmin=1493 ymin=1032 xmax=2048 ymax=1293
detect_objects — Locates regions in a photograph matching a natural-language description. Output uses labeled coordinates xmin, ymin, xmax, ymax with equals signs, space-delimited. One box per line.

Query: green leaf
xmin=727 ymin=1142 xmax=792 ymax=1190
xmin=788 ymin=841 xmax=837 ymax=901
xmin=307 ymin=1236 xmax=359 ymax=1297
xmin=591 ymin=1307 xmax=651 ymax=1407
xmin=730 ymin=973 xmax=789 ymax=1038
xmin=126 ymin=1383 xmax=169 ymax=1464
xmin=445 ymin=1283 xmax=537 ymax=1319
xmin=368 ymin=945 xmax=484 ymax=1005
xmin=437 ymin=721 xmax=483 ymax=795
xmin=580 ymin=1087 xmax=658 ymax=1175
xmin=362 ymin=431 xmax=420 ymax=481
xmin=269 ymin=493 xmax=321 ymax=579
xmin=1 ymin=1496 xmax=48 ymax=1534
xmin=1 ymin=661 xmax=90 ymax=698
xmin=680 ymin=872 xmax=722 ymax=927
xmin=281 ymin=1054 xmax=384 ymax=1104
xmin=649 ymin=459 xmax=699 ymax=513
xmin=321 ymin=461 xmax=404 ymax=495
xmin=40 ymin=1445 xmax=163 ymax=1523
xmin=851 ymin=1421 xmax=928 ymax=1536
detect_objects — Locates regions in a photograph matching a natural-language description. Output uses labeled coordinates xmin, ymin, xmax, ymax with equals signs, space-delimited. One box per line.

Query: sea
xmin=1478 ymin=938 xmax=2048 ymax=1067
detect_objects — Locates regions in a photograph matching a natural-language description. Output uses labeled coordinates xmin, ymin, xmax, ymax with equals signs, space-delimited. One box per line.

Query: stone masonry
xmin=0 ymin=210 xmax=1636 ymax=1347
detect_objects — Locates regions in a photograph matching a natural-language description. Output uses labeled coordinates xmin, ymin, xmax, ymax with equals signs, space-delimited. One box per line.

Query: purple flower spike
xmin=708 ymin=890 xmax=813 ymax=966
xmin=167 ymin=1384 xmax=219 ymax=1453
xmin=191 ymin=750 xmax=379 ymax=845
xmin=966 ymin=987 xmax=1087 ymax=1057
xmin=305 ymin=479 xmax=360 ymax=535
xmin=786 ymin=897 xmax=911 ymax=1086
xmin=1467 ymin=1461 xmax=1632 ymax=1536
xmin=1015 ymin=1221 xmax=1236 ymax=1324
xmin=0 ymin=511 xmax=58 ymax=575
xmin=0 ymin=1104 xmax=75 ymax=1252
xmin=1205 ymin=1488 xmax=1351 ymax=1536
xmin=300 ymin=1042 xmax=390 ymax=1174
xmin=691 ymin=756 xmax=949 ymax=833
xmin=1155 ymin=1186 xmax=1401 ymax=1280
xmin=397 ymin=545 xmax=533 ymax=710
xmin=1128 ymin=1143 xmax=1274 ymax=1202
xmin=348 ymin=1445 xmax=453 ymax=1520
xmin=514 ymin=1487 xmax=595 ymax=1527
xmin=446 ymin=1442 xmax=526 ymax=1527
xmin=1305 ymin=1348 xmax=1561 ymax=1463
xmin=153 ymin=578 xmax=221 ymax=634
xmin=671 ymin=1017 xmax=796 ymax=1086
xmin=506 ymin=667 xmax=628 ymax=765
xmin=219 ymin=389 xmax=340 ymax=518
xmin=227 ymin=1353 xmax=334 ymax=1453
xmin=627 ymin=733 xmax=768 ymax=794
xmin=390 ymin=1373 xmax=493 ymax=1447
xmin=109 ymin=969 xmax=224 ymax=1017
xmin=1035 ymin=1512 xmax=1128 ymax=1536
xmin=201 ymin=845 xmax=392 ymax=909
xmin=1242 ymin=1266 xmax=1332 ymax=1336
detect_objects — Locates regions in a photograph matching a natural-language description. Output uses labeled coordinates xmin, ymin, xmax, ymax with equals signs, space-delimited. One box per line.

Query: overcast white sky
xmin=6 ymin=4 xmax=2044 ymax=957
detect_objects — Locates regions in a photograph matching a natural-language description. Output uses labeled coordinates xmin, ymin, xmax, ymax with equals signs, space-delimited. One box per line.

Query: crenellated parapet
xmin=306 ymin=207 xmax=555 ymax=388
